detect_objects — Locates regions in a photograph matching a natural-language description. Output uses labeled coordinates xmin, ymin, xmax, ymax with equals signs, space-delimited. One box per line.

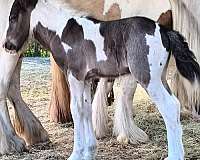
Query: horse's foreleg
xmin=8 ymin=57 xmax=49 ymax=146
xmin=92 ymin=78 xmax=110 ymax=138
xmin=0 ymin=51 xmax=26 ymax=154
xmin=114 ymin=75 xmax=149 ymax=144
xmin=83 ymin=82 xmax=97 ymax=160
xmin=68 ymin=73 xmax=97 ymax=160
xmin=68 ymin=73 xmax=85 ymax=160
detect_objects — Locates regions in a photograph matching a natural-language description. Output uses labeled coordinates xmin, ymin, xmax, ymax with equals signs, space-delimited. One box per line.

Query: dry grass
xmin=2 ymin=57 xmax=200 ymax=160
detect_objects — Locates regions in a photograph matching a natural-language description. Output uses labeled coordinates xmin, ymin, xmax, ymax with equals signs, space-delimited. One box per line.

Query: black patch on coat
xmin=67 ymin=40 xmax=97 ymax=80
xmin=98 ymin=17 xmax=156 ymax=86
xmin=33 ymin=22 xmax=56 ymax=50
xmin=159 ymin=25 xmax=171 ymax=52
xmin=33 ymin=22 xmax=67 ymax=71
xmin=61 ymin=18 xmax=84 ymax=47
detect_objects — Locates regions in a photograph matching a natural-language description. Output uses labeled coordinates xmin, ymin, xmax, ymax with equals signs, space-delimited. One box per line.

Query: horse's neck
xmin=31 ymin=0 xmax=85 ymax=36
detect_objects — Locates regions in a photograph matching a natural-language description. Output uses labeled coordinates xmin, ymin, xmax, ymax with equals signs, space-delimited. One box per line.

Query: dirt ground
xmin=2 ymin=57 xmax=200 ymax=160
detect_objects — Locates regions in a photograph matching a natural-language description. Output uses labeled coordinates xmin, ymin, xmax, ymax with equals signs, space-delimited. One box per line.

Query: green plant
xmin=24 ymin=41 xmax=50 ymax=57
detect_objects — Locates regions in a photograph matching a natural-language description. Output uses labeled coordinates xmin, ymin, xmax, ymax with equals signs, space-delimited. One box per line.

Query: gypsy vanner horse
xmin=4 ymin=0 xmax=200 ymax=159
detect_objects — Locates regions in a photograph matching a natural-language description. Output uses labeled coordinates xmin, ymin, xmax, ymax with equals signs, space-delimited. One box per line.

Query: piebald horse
xmin=4 ymin=0 xmax=200 ymax=160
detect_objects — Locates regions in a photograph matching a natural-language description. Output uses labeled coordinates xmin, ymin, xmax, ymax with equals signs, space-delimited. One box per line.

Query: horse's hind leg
xmin=8 ymin=57 xmax=49 ymax=146
xmin=129 ymin=63 xmax=184 ymax=159
xmin=113 ymin=75 xmax=148 ymax=144
xmin=0 ymin=51 xmax=26 ymax=154
xmin=147 ymin=80 xmax=184 ymax=159
xmin=127 ymin=27 xmax=184 ymax=159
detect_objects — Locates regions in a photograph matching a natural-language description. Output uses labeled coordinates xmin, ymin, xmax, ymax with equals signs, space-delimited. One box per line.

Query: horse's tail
xmin=166 ymin=30 xmax=200 ymax=83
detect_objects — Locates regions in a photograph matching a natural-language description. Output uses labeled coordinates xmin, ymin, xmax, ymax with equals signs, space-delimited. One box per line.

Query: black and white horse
xmin=4 ymin=0 xmax=200 ymax=160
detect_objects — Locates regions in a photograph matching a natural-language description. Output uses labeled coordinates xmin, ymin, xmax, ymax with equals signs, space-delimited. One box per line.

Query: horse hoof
xmin=12 ymin=106 xmax=50 ymax=146
xmin=0 ymin=134 xmax=27 ymax=154
xmin=117 ymin=134 xmax=129 ymax=144
xmin=67 ymin=151 xmax=83 ymax=160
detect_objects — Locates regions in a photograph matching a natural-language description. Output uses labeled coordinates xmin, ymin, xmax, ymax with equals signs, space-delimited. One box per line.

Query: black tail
xmin=166 ymin=30 xmax=200 ymax=83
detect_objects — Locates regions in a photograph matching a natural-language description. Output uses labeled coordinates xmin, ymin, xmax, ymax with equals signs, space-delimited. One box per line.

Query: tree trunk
xmin=49 ymin=56 xmax=72 ymax=123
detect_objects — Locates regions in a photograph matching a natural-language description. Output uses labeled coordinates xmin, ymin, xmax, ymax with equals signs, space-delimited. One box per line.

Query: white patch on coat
xmin=30 ymin=0 xmax=87 ymax=40
xmin=145 ymin=23 xmax=168 ymax=78
xmin=62 ymin=42 xmax=72 ymax=55
xmin=31 ymin=1 xmax=70 ymax=38
xmin=75 ymin=18 xmax=107 ymax=62
xmin=0 ymin=0 xmax=15 ymax=45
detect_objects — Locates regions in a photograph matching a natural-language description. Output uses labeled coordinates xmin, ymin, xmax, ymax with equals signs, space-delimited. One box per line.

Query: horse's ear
xmin=61 ymin=18 xmax=84 ymax=47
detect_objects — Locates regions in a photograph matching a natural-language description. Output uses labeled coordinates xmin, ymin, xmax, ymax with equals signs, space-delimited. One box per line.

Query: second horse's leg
xmin=0 ymin=50 xmax=26 ymax=154
xmin=8 ymin=57 xmax=49 ymax=145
